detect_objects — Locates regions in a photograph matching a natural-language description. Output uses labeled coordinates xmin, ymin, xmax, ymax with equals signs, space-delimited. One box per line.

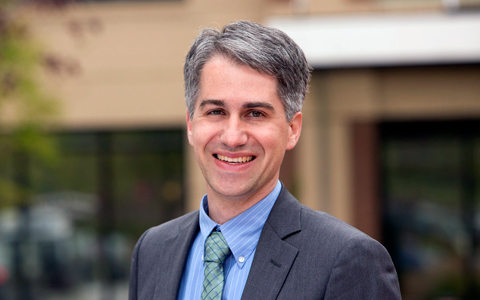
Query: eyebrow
xmin=198 ymin=99 xmax=275 ymax=111
xmin=199 ymin=99 xmax=225 ymax=109
xmin=242 ymin=102 xmax=275 ymax=111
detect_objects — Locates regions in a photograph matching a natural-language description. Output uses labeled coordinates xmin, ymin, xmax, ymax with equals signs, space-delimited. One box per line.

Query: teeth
xmin=217 ymin=155 xmax=253 ymax=164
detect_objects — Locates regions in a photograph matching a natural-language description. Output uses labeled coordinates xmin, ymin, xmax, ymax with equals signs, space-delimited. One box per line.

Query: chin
xmin=210 ymin=182 xmax=257 ymax=200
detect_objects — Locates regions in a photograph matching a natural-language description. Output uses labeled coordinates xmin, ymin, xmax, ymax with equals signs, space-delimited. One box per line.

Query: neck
xmin=206 ymin=182 xmax=277 ymax=225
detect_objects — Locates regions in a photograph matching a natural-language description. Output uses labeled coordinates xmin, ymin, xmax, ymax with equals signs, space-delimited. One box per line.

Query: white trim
xmin=266 ymin=13 xmax=480 ymax=68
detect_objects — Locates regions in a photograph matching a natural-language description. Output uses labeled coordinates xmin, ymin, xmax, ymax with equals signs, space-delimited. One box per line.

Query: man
xmin=129 ymin=21 xmax=401 ymax=300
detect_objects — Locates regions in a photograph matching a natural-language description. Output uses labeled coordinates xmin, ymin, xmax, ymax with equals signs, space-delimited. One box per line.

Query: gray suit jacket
xmin=129 ymin=186 xmax=401 ymax=299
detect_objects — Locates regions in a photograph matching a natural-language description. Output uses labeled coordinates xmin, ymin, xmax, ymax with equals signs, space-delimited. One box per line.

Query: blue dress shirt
xmin=177 ymin=181 xmax=281 ymax=300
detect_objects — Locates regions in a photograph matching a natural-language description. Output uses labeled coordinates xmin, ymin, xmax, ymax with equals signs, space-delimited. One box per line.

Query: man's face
xmin=187 ymin=56 xmax=302 ymax=204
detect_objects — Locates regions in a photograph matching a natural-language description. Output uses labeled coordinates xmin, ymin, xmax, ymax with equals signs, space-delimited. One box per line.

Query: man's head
xmin=185 ymin=21 xmax=311 ymax=218
xmin=184 ymin=20 xmax=311 ymax=122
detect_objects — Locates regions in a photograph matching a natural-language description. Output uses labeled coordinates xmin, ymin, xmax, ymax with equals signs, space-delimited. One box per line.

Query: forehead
xmin=197 ymin=56 xmax=280 ymax=108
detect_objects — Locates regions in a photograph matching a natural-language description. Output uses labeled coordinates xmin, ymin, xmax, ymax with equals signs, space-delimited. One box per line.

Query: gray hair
xmin=184 ymin=20 xmax=312 ymax=121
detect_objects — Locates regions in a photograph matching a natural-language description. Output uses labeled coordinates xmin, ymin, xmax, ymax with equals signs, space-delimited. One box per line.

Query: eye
xmin=248 ymin=111 xmax=264 ymax=118
xmin=208 ymin=109 xmax=224 ymax=116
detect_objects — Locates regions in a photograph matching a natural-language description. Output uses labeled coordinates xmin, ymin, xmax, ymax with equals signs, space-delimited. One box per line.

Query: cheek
xmin=191 ymin=123 xmax=219 ymax=148
xmin=256 ymin=127 xmax=290 ymax=155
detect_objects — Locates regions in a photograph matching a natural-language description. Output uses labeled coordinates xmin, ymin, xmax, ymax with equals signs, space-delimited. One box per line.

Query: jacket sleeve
xmin=323 ymin=236 xmax=401 ymax=300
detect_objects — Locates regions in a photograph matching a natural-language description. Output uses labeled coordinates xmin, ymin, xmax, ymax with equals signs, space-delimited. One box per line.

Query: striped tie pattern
xmin=202 ymin=230 xmax=231 ymax=300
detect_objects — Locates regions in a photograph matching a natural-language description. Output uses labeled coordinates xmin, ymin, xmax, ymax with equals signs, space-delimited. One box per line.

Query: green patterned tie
xmin=202 ymin=230 xmax=231 ymax=300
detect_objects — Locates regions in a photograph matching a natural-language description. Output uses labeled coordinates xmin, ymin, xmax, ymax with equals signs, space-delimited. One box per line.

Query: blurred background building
xmin=1 ymin=0 xmax=480 ymax=299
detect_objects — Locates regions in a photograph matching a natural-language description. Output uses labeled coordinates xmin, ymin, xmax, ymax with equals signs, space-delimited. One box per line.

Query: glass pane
xmin=0 ymin=129 xmax=184 ymax=300
xmin=382 ymin=121 xmax=480 ymax=300
xmin=383 ymin=138 xmax=466 ymax=299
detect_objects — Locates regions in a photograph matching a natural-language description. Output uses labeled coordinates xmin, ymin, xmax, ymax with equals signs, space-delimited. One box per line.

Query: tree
xmin=0 ymin=0 xmax=59 ymax=208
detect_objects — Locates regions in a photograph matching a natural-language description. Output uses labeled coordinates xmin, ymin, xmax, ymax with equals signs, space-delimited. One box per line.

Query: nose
xmin=220 ymin=116 xmax=248 ymax=149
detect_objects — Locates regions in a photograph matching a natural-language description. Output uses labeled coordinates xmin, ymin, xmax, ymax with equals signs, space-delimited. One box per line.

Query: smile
xmin=215 ymin=154 xmax=255 ymax=164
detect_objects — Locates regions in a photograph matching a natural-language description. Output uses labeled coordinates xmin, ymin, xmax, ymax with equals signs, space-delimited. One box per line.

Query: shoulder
xmin=300 ymin=205 xmax=392 ymax=260
xmin=135 ymin=210 xmax=199 ymax=250
xmin=298 ymin=202 xmax=387 ymax=254
xmin=269 ymin=187 xmax=401 ymax=298
xmin=299 ymin=208 xmax=402 ymax=298
xmin=275 ymin=187 xmax=387 ymax=258
xmin=275 ymin=186 xmax=374 ymax=244
xmin=129 ymin=211 xmax=201 ymax=299
xmin=301 ymin=205 xmax=372 ymax=244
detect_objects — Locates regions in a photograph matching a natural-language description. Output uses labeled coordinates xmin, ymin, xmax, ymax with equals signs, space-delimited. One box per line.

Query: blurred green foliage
xmin=0 ymin=1 xmax=59 ymax=207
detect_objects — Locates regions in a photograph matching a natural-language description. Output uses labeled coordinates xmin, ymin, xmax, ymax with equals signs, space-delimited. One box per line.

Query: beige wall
xmin=26 ymin=0 xmax=272 ymax=130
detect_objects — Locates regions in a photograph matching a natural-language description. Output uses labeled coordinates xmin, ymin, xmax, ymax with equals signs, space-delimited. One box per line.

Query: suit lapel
xmin=153 ymin=212 xmax=200 ymax=300
xmin=241 ymin=187 xmax=302 ymax=300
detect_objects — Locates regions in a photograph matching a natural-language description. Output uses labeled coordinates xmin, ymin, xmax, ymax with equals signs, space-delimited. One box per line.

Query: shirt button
xmin=239 ymin=256 xmax=245 ymax=263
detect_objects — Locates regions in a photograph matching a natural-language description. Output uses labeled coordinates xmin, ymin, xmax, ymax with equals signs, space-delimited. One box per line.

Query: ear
xmin=186 ymin=109 xmax=194 ymax=146
xmin=286 ymin=112 xmax=302 ymax=150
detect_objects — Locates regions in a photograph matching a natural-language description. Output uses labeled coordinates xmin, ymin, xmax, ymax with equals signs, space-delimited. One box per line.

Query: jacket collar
xmin=153 ymin=211 xmax=200 ymax=300
xmin=240 ymin=186 xmax=302 ymax=300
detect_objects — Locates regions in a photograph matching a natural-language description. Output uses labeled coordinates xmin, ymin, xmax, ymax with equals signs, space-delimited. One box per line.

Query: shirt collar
xmin=199 ymin=180 xmax=281 ymax=268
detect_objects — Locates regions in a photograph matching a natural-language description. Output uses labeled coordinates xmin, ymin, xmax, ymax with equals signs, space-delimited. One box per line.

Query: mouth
xmin=214 ymin=154 xmax=255 ymax=164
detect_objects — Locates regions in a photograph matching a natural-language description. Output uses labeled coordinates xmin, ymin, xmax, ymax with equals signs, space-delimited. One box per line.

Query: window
xmin=0 ymin=129 xmax=184 ymax=300
xmin=381 ymin=120 xmax=480 ymax=299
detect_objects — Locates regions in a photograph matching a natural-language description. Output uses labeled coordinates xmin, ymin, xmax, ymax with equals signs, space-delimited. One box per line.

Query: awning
xmin=266 ymin=12 xmax=480 ymax=68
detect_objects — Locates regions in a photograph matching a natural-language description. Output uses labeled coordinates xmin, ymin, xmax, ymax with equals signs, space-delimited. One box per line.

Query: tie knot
xmin=205 ymin=230 xmax=231 ymax=264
